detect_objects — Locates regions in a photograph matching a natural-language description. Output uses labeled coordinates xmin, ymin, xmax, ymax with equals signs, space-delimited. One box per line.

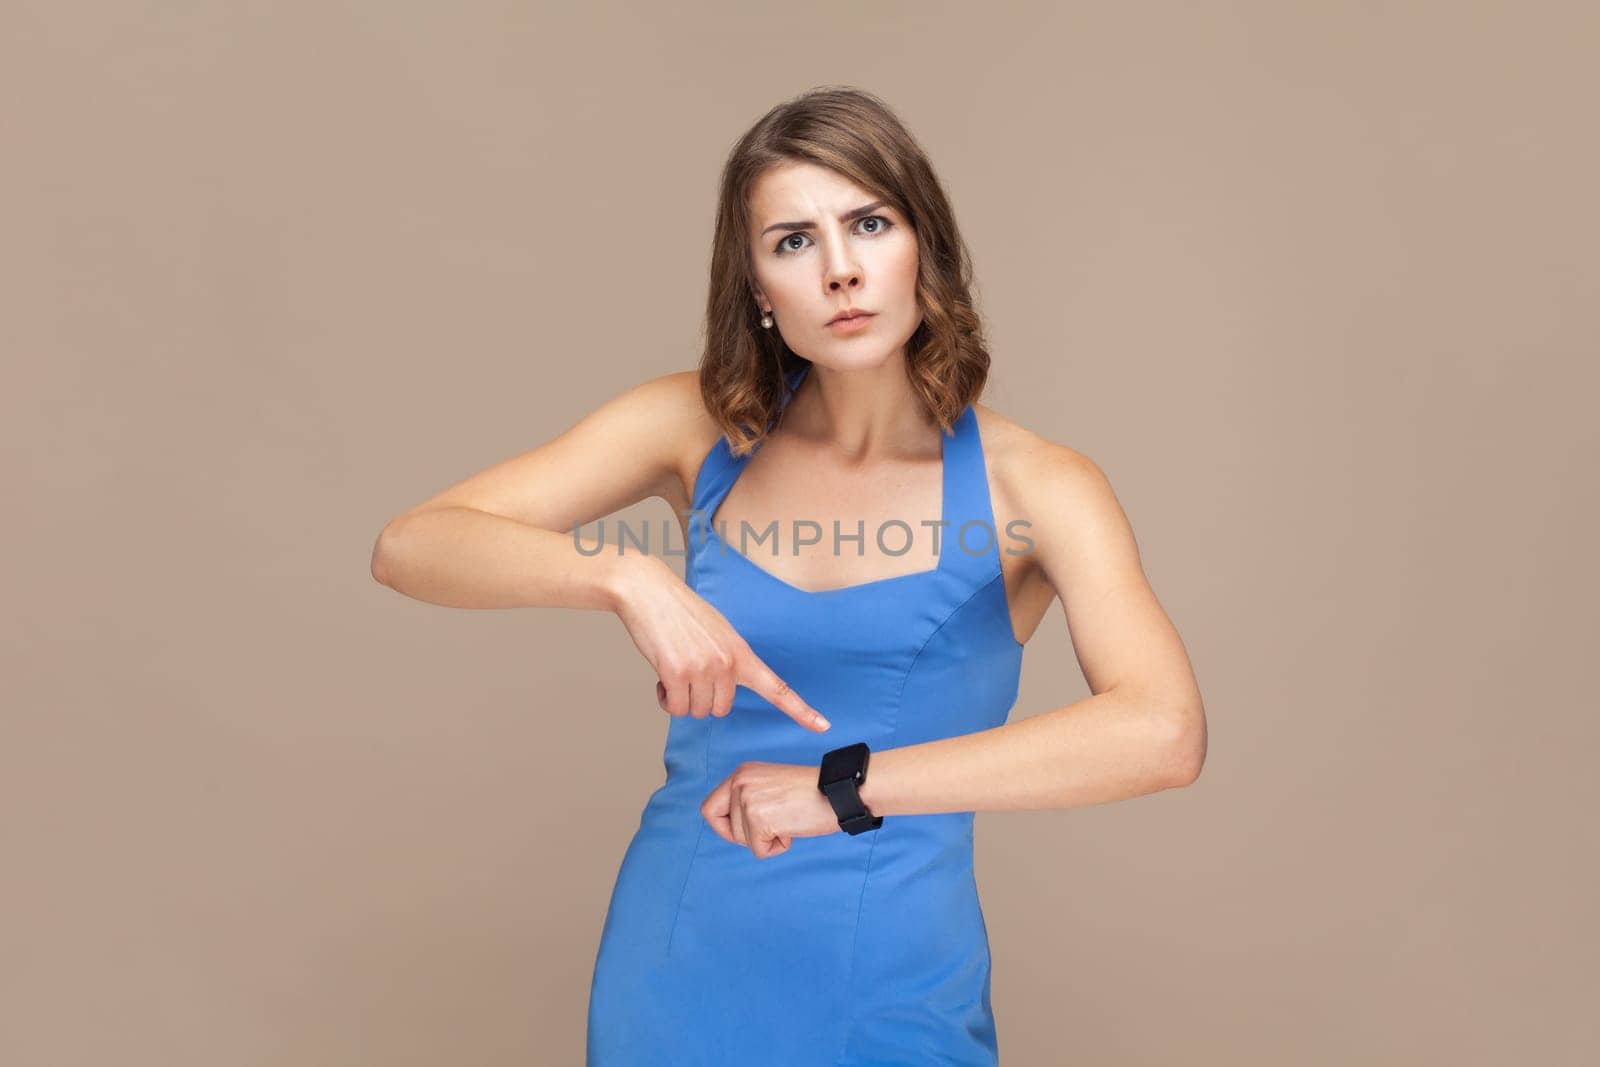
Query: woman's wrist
xmin=597 ymin=549 xmax=665 ymax=614
xmin=855 ymin=746 xmax=899 ymax=817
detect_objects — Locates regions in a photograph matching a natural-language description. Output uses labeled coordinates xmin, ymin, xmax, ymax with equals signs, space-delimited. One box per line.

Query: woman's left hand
xmin=700 ymin=761 xmax=840 ymax=859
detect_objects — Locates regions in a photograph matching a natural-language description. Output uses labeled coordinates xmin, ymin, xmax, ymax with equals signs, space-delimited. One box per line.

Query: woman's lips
xmin=827 ymin=313 xmax=876 ymax=333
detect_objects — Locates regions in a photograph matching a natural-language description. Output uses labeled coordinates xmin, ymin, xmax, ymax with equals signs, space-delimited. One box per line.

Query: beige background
xmin=5 ymin=2 xmax=1596 ymax=1064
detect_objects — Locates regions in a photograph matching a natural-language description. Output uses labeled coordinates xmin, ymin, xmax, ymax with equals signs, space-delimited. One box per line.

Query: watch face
xmin=820 ymin=742 xmax=869 ymax=785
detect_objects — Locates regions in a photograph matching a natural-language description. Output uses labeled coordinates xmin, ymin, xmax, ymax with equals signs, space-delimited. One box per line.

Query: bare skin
xmin=371 ymin=160 xmax=1206 ymax=861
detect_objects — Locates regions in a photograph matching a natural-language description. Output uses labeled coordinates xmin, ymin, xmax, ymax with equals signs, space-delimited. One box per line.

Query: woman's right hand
xmin=610 ymin=555 xmax=832 ymax=733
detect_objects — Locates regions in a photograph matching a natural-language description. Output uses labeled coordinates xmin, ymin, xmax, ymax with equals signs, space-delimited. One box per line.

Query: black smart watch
xmin=818 ymin=742 xmax=883 ymax=835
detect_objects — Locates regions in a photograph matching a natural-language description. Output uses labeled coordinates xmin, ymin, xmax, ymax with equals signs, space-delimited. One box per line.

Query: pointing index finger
xmin=738 ymin=651 xmax=831 ymax=732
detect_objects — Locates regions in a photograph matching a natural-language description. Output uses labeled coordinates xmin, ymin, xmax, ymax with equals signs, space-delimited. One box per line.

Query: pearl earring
xmin=760 ymin=310 xmax=774 ymax=329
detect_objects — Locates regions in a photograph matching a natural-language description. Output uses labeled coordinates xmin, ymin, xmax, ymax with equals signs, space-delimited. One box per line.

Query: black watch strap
xmin=818 ymin=742 xmax=883 ymax=835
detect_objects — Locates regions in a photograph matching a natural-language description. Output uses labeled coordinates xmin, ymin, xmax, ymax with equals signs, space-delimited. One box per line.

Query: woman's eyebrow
xmin=760 ymin=199 xmax=890 ymax=237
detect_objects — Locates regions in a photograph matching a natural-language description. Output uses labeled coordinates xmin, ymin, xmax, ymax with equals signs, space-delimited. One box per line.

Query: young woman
xmin=372 ymin=86 xmax=1206 ymax=1066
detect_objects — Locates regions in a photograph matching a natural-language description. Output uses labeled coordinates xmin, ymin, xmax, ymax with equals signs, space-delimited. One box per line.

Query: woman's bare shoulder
xmin=649 ymin=369 xmax=724 ymax=511
xmin=973 ymin=399 xmax=1105 ymax=501
xmin=973 ymin=399 xmax=1119 ymax=579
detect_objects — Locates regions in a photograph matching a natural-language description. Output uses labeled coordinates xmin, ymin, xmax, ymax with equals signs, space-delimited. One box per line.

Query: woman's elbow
xmin=1162 ymin=702 xmax=1207 ymax=787
xmin=370 ymin=516 xmax=413 ymax=588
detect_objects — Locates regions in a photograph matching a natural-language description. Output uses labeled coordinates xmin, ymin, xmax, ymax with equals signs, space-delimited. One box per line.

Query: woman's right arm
xmin=369 ymin=370 xmax=693 ymax=613
xmin=369 ymin=371 xmax=831 ymax=733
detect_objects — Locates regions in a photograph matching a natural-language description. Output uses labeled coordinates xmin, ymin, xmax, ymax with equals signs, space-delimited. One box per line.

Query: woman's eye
xmin=773 ymin=216 xmax=893 ymax=255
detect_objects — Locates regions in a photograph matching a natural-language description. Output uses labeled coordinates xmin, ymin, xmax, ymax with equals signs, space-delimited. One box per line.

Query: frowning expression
xmin=747 ymin=160 xmax=921 ymax=369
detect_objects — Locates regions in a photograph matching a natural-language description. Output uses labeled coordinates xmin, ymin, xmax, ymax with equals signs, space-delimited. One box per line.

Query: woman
xmin=372 ymin=86 xmax=1206 ymax=1066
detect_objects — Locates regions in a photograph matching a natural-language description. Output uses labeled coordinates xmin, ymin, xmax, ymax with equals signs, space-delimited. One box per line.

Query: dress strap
xmin=939 ymin=402 xmax=1004 ymax=586
xmin=689 ymin=364 xmax=812 ymax=540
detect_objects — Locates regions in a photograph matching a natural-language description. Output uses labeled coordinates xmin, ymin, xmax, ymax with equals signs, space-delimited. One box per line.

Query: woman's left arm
xmin=858 ymin=436 xmax=1207 ymax=816
xmin=702 ymin=434 xmax=1207 ymax=858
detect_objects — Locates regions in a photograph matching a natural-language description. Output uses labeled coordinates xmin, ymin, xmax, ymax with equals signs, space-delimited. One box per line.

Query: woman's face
xmin=746 ymin=161 xmax=921 ymax=371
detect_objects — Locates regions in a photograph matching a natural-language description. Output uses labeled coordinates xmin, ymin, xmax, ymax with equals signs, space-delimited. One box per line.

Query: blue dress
xmin=587 ymin=363 xmax=1025 ymax=1066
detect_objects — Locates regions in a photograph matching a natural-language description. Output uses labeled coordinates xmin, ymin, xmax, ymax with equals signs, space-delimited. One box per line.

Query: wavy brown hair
xmin=699 ymin=85 xmax=991 ymax=457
